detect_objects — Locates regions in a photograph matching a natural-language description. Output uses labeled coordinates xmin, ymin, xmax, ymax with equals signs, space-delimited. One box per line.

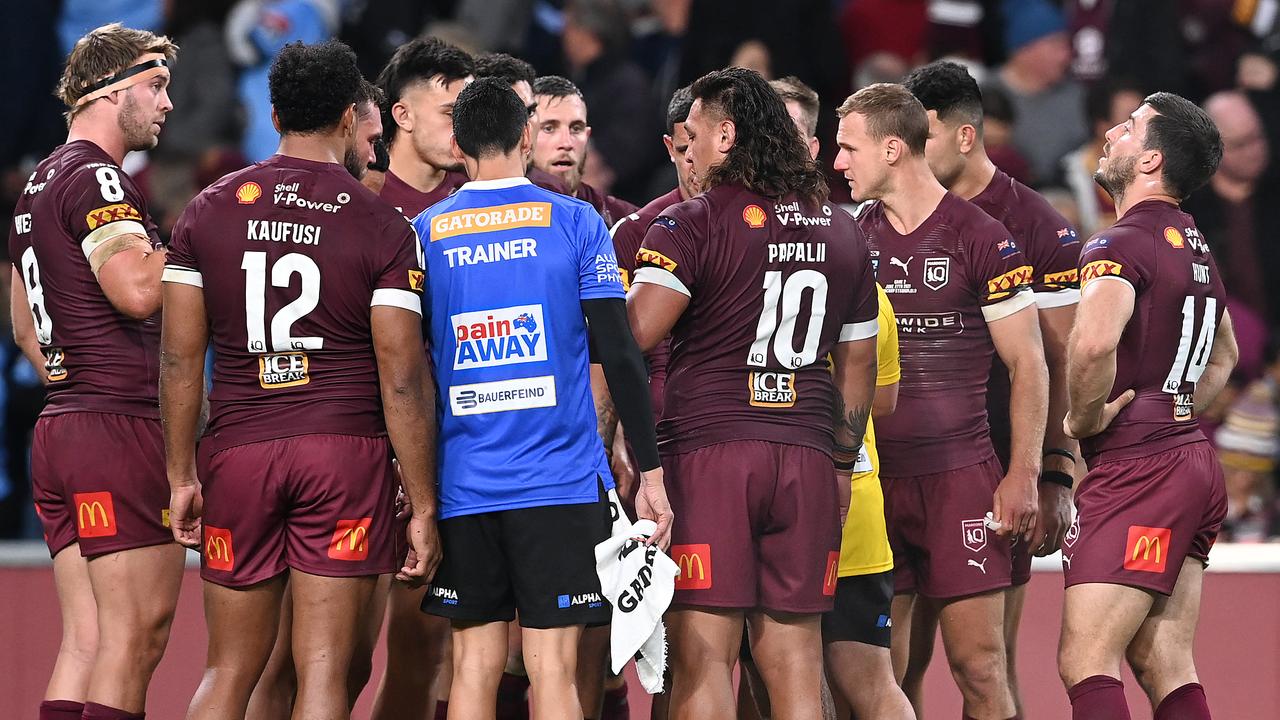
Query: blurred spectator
xmin=458 ymin=0 xmax=535 ymax=54
xmin=629 ymin=0 xmax=691 ymax=107
xmin=226 ymin=0 xmax=341 ymax=162
xmin=562 ymin=0 xmax=661 ymax=201
xmin=57 ymin=0 xmax=164 ymax=57
xmin=1061 ymin=79 xmax=1144 ymax=237
xmin=852 ymin=52 xmax=909 ymax=91
xmin=1216 ymin=357 xmax=1280 ymax=542
xmin=979 ymin=82 xmax=1033 ymax=185
xmin=340 ymin=0 xmax=441 ymax=80
xmin=1183 ymin=91 xmax=1278 ymax=323
xmin=923 ymin=0 xmax=1001 ymax=65
xmin=991 ymin=0 xmax=1087 ymax=185
xmin=839 ymin=0 xmax=927 ymax=71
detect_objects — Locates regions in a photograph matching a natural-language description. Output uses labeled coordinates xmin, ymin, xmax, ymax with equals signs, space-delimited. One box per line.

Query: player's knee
xmin=524 ymin=648 xmax=576 ymax=684
xmin=947 ymin=649 xmax=1005 ymax=698
xmin=60 ymin=618 xmax=100 ymax=665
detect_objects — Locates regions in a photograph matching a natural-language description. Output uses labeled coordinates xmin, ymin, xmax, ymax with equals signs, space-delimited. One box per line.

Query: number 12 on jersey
xmin=241 ymin=251 xmax=324 ymax=352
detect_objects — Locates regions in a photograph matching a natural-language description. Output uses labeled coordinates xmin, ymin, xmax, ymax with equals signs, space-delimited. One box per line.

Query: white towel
xmin=594 ymin=489 xmax=678 ymax=694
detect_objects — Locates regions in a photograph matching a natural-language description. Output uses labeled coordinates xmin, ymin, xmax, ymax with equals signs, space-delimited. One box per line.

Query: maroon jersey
xmin=858 ymin=192 xmax=1036 ymax=476
xmin=611 ymin=187 xmax=683 ymax=417
xmin=164 ymin=155 xmax=425 ymax=453
xmin=7 ymin=140 xmax=162 ymax=418
xmin=1076 ymin=199 xmax=1226 ymax=464
xmin=527 ymin=166 xmax=568 ymax=194
xmin=971 ymin=168 xmax=1081 ymax=468
xmin=635 ymin=185 xmax=878 ymax=455
xmin=379 ymin=168 xmax=468 ymax=220
xmin=577 ymin=181 xmax=638 ymax=228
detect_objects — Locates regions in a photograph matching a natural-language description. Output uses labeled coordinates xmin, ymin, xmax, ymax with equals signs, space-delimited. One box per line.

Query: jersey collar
xmin=460 ymin=176 xmax=532 ymax=191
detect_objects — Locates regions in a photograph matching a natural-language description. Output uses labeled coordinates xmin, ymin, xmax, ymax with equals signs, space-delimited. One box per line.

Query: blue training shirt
xmin=413 ymin=177 xmax=621 ymax=519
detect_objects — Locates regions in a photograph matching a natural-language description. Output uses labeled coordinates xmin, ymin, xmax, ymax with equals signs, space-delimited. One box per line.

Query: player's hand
xmin=391 ymin=461 xmax=411 ymax=521
xmin=635 ymin=467 xmax=673 ymax=551
xmin=168 ymin=480 xmax=204 ymax=549
xmin=396 ymin=511 xmax=442 ymax=587
xmin=611 ymin=443 xmax=638 ymax=508
xmin=1030 ymin=480 xmax=1072 ymax=556
xmin=1064 ymin=389 xmax=1136 ymax=439
xmin=836 ymin=469 xmax=852 ymax=528
xmin=992 ymin=473 xmax=1038 ymax=541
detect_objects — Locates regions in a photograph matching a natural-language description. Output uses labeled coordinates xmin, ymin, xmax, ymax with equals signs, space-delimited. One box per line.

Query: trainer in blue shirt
xmin=411 ymin=78 xmax=671 ymax=719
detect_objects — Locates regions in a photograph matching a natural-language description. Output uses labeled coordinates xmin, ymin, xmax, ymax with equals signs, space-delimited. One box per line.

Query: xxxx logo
xmin=85 ymin=203 xmax=140 ymax=230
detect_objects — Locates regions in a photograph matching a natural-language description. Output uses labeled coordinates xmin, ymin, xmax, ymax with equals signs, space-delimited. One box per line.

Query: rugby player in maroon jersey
xmin=629 ymin=67 xmax=880 ymax=720
xmin=899 ymin=60 xmax=1082 ymax=717
xmin=7 ymin=24 xmax=179 ymax=720
xmin=377 ymin=37 xmax=474 ymax=220
xmin=530 ymin=76 xmax=638 ymax=227
xmin=1059 ymin=93 xmax=1233 ymax=720
xmin=836 ymin=83 xmax=1048 ymax=720
xmin=162 ymin=41 xmax=437 ymax=720
xmin=355 ymin=80 xmax=388 ymax=194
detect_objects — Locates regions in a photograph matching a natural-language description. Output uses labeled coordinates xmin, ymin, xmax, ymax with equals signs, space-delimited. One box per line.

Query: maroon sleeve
xmin=369 ymin=215 xmax=426 ymax=313
xmin=1078 ymin=227 xmax=1151 ymax=294
xmin=1027 ymin=215 xmax=1081 ymax=295
xmin=61 ymin=163 xmax=154 ymax=262
xmin=841 ymin=217 xmax=879 ymax=336
xmin=968 ymin=215 xmax=1035 ymax=307
xmin=634 ymin=199 xmax=705 ymax=297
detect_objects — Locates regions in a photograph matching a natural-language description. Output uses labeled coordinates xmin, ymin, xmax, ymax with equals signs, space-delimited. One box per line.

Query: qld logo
xmin=452 ymin=304 xmax=547 ymax=369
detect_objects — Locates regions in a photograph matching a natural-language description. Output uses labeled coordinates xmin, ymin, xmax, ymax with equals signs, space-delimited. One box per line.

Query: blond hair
xmin=57 ymin=23 xmax=178 ymax=121
xmin=836 ymin=83 xmax=928 ymax=155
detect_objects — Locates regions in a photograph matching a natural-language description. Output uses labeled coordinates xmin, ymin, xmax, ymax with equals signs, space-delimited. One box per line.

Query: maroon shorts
xmin=199 ymin=433 xmax=398 ymax=587
xmin=1062 ymin=442 xmax=1225 ymax=596
xmin=883 ymin=456 xmax=1013 ymax=599
xmin=664 ymin=440 xmax=840 ymax=614
xmin=31 ymin=412 xmax=172 ymax=558
xmin=1011 ymin=534 xmax=1033 ymax=586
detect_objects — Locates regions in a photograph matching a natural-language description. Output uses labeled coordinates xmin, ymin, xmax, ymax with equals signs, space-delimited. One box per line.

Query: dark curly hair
xmin=902 ymin=60 xmax=983 ymax=129
xmin=690 ymin=68 xmax=827 ymax=204
xmin=474 ymin=52 xmax=536 ymax=87
xmin=376 ymin=37 xmax=473 ymax=143
xmin=1142 ymin=91 xmax=1223 ymax=199
xmin=453 ymin=78 xmax=528 ymax=159
xmin=268 ymin=41 xmax=362 ymax=135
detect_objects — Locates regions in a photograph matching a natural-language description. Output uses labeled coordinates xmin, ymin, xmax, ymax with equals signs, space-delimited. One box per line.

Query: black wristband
xmin=1040 ymin=470 xmax=1074 ymax=489
xmin=1044 ymin=448 xmax=1076 ymax=464
xmin=834 ymin=457 xmax=859 ymax=472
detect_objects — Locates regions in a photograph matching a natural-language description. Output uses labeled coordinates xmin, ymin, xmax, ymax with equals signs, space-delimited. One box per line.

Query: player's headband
xmin=74 ymin=53 xmax=169 ymax=108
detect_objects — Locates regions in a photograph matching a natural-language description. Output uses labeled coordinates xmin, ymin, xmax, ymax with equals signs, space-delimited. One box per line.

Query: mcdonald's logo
xmin=328 ymin=518 xmax=373 ymax=561
xmin=1123 ymin=525 xmax=1171 ymax=573
xmin=73 ymin=492 xmax=117 ymax=538
xmin=823 ymin=551 xmax=840 ymax=596
xmin=671 ymin=543 xmax=712 ymax=590
xmin=204 ymin=526 xmax=235 ymax=571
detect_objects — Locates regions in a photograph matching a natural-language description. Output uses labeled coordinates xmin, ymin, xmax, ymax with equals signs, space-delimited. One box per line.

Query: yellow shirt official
xmin=838 ymin=284 xmax=898 ymax=577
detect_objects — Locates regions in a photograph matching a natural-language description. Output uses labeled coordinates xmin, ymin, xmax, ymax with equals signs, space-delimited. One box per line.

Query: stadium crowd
xmin=1 ymin=2 xmax=1278 ymax=720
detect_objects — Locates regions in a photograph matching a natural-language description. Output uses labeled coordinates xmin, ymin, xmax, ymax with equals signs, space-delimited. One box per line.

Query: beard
xmin=1094 ymin=151 xmax=1137 ymax=201
xmin=343 ymin=142 xmax=366 ymax=180
xmin=118 ymin=93 xmax=158 ymax=152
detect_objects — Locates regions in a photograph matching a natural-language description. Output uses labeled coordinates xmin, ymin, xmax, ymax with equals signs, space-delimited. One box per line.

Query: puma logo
xmin=967 ymin=558 xmax=988 ymax=574
xmin=889 ymin=256 xmax=913 ymax=273
xmin=1062 ymin=554 xmax=1072 ymax=569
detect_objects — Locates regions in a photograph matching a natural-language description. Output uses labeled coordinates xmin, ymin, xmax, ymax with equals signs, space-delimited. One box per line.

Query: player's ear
xmin=519 ymin=123 xmax=533 ymax=157
xmin=808 ymin=136 xmax=820 ymax=161
xmin=392 ymin=101 xmax=412 ymax=133
xmin=884 ymin=136 xmax=901 ymax=164
xmin=1139 ymin=147 xmax=1163 ymax=176
xmin=449 ymin=133 xmax=465 ymax=163
xmin=959 ymin=124 xmax=978 ymax=154
xmin=718 ymin=119 xmax=736 ymax=152
xmin=341 ymin=104 xmax=356 ymax=137
xmin=662 ymin=134 xmax=676 ymax=161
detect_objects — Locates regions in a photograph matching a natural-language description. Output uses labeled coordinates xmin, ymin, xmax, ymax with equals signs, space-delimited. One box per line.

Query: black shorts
xmin=821 ymin=571 xmax=894 ymax=648
xmin=421 ymin=480 xmax=612 ymax=629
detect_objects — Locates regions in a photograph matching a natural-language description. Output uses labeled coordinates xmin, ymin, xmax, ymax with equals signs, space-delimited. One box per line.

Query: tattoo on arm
xmin=832 ymin=395 xmax=871 ymax=457
xmin=596 ymin=393 xmax=618 ymax=451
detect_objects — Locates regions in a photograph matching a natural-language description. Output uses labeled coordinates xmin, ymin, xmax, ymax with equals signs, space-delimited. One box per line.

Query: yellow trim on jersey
xmin=838 ymin=284 xmax=898 ymax=577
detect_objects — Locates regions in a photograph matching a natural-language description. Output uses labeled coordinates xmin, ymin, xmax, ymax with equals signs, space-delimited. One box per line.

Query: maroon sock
xmin=601 ymin=682 xmax=630 ymax=720
xmin=81 ymin=702 xmax=144 ymax=720
xmin=495 ymin=672 xmax=530 ymax=720
xmin=433 ymin=700 xmax=449 ymax=720
xmin=1155 ymin=683 xmax=1211 ymax=720
xmin=1069 ymin=675 xmax=1131 ymax=720
xmin=38 ymin=700 xmax=84 ymax=720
